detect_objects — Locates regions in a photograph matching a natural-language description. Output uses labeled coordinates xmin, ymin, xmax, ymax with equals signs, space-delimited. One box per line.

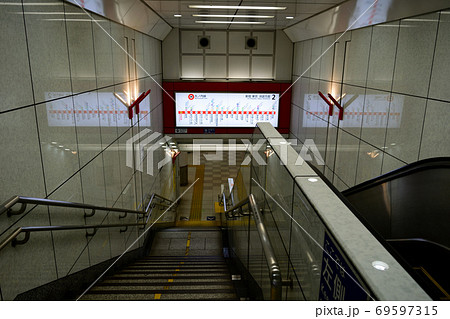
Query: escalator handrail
xmin=386 ymin=238 xmax=450 ymax=252
xmin=223 ymin=193 xmax=282 ymax=300
xmin=0 ymin=222 xmax=147 ymax=252
xmin=343 ymin=157 xmax=450 ymax=196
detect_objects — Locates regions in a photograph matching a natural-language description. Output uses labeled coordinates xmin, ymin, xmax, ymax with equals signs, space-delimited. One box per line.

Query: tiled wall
xmin=289 ymin=10 xmax=450 ymax=191
xmin=0 ymin=0 xmax=167 ymax=299
xmin=162 ymin=28 xmax=293 ymax=81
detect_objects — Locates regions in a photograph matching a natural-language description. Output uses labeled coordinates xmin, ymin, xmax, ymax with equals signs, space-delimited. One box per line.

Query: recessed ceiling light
xmin=189 ymin=5 xmax=286 ymax=10
xmin=51 ymin=142 xmax=57 ymax=145
xmin=174 ymin=14 xmax=182 ymax=17
xmin=195 ymin=21 xmax=266 ymax=25
xmin=307 ymin=178 xmax=318 ymax=183
xmin=193 ymin=14 xmax=274 ymax=18
xmin=64 ymin=148 xmax=70 ymax=151
xmin=286 ymin=16 xmax=294 ymax=19
xmin=372 ymin=261 xmax=389 ymax=271
xmin=58 ymin=145 xmax=64 ymax=148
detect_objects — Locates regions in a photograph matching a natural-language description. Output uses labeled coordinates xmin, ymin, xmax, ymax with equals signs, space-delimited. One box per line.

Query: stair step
xmin=113 ymin=273 xmax=228 ymax=278
xmin=102 ymin=277 xmax=231 ymax=283
xmin=91 ymin=284 xmax=233 ymax=291
xmin=142 ymin=257 xmax=225 ymax=261
xmin=120 ymin=267 xmax=228 ymax=274
xmin=100 ymin=280 xmax=234 ymax=286
xmin=110 ymin=274 xmax=231 ymax=279
xmin=80 ymin=293 xmax=237 ymax=301
xmin=126 ymin=265 xmax=228 ymax=270
xmin=85 ymin=288 xmax=235 ymax=295
xmin=132 ymin=261 xmax=227 ymax=266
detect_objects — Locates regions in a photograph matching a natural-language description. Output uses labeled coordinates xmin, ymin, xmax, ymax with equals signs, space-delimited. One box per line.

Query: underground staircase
xmin=80 ymin=227 xmax=238 ymax=301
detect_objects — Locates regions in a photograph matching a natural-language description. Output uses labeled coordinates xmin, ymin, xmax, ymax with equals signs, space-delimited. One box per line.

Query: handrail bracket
xmin=7 ymin=203 xmax=27 ymax=217
xmin=84 ymin=209 xmax=95 ymax=218
xmin=12 ymin=231 xmax=30 ymax=247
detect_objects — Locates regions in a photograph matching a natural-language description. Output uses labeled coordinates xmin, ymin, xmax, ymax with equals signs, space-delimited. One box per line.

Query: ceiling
xmin=143 ymin=0 xmax=346 ymax=30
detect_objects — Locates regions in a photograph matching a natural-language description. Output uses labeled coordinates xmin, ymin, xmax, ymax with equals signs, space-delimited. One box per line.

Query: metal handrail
xmin=0 ymin=193 xmax=177 ymax=252
xmin=223 ymin=192 xmax=284 ymax=300
xmin=0 ymin=196 xmax=146 ymax=218
xmin=1 ymin=193 xmax=177 ymax=218
xmin=0 ymin=222 xmax=146 ymax=252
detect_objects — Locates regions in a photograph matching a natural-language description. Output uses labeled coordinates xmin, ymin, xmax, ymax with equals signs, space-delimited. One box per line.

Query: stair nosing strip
xmin=86 ymin=289 xmax=236 ymax=295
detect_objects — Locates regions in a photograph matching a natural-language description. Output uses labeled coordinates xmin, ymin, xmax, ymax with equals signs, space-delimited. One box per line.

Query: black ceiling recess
xmin=198 ymin=36 xmax=210 ymax=49
xmin=245 ymin=36 xmax=257 ymax=50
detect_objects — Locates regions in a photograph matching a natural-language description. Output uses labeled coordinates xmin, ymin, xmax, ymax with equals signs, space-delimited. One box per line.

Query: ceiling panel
xmin=143 ymin=0 xmax=346 ymax=30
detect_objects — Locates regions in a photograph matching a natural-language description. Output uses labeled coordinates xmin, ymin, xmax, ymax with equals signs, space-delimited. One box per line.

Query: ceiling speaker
xmin=198 ymin=36 xmax=210 ymax=49
xmin=245 ymin=36 xmax=257 ymax=50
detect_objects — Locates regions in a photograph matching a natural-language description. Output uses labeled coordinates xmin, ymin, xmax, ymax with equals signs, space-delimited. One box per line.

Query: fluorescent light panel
xmin=195 ymin=20 xmax=266 ymax=24
xmin=189 ymin=5 xmax=286 ymax=10
xmin=193 ymin=14 xmax=274 ymax=18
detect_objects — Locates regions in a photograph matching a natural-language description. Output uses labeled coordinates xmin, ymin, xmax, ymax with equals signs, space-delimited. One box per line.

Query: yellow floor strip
xmin=175 ymin=220 xmax=221 ymax=227
xmin=215 ymin=202 xmax=224 ymax=213
xmin=185 ymin=232 xmax=191 ymax=256
xmin=189 ymin=165 xmax=204 ymax=221
xmin=236 ymin=170 xmax=247 ymax=201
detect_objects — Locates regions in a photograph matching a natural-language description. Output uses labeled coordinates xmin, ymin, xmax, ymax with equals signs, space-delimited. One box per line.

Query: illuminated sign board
xmin=175 ymin=92 xmax=279 ymax=127
xmin=45 ymin=92 xmax=150 ymax=127
xmin=303 ymin=93 xmax=403 ymax=128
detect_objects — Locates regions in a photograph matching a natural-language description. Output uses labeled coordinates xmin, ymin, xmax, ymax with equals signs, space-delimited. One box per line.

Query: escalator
xmin=340 ymin=157 xmax=450 ymax=300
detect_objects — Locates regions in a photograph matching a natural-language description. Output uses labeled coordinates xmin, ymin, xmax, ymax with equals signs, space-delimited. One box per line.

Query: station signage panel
xmin=175 ymin=92 xmax=279 ymax=128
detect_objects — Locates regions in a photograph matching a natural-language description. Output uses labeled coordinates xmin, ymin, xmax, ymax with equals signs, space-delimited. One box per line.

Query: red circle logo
xmin=188 ymin=94 xmax=194 ymax=100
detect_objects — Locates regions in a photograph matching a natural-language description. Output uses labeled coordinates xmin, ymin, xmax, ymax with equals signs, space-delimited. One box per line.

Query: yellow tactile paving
xmin=215 ymin=202 xmax=224 ymax=213
xmin=185 ymin=232 xmax=191 ymax=256
xmin=236 ymin=170 xmax=247 ymax=201
xmin=189 ymin=165 xmax=204 ymax=221
xmin=175 ymin=220 xmax=221 ymax=227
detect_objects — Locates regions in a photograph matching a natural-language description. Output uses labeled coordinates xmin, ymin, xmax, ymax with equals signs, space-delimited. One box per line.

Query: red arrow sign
xmin=318 ymin=91 xmax=334 ymax=116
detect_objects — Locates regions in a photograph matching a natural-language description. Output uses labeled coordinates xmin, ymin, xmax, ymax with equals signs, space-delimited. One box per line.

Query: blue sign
xmin=318 ymin=232 xmax=369 ymax=301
